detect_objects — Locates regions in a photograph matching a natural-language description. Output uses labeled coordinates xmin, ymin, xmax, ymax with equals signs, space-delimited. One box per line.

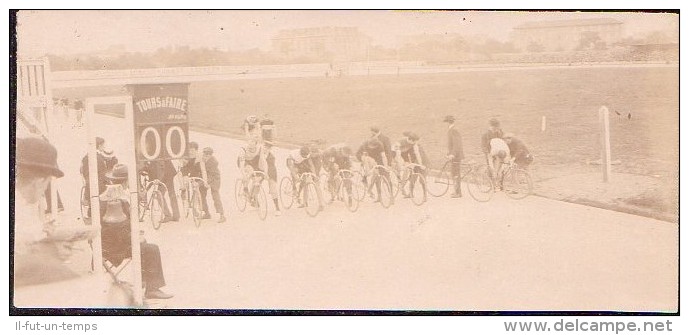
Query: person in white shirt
xmin=488 ymin=137 xmax=511 ymax=188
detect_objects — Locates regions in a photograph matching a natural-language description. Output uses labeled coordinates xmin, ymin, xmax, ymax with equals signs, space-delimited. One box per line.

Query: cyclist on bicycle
xmin=238 ymin=138 xmax=281 ymax=216
xmin=243 ymin=115 xmax=262 ymax=140
xmin=322 ymin=143 xmax=354 ymax=203
xmin=286 ymin=146 xmax=325 ymax=211
xmin=180 ymin=142 xmax=210 ymax=219
xmin=488 ymin=137 xmax=511 ymax=190
xmin=395 ymin=132 xmax=428 ymax=198
xmin=356 ymin=138 xmax=390 ymax=202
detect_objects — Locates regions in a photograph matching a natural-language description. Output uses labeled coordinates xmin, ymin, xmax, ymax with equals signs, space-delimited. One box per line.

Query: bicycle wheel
xmin=410 ymin=173 xmax=427 ymax=206
xmin=138 ymin=197 xmax=147 ymax=223
xmin=234 ymin=179 xmax=248 ymax=212
xmin=426 ymin=163 xmax=451 ymax=197
xmin=302 ymin=180 xmax=320 ymax=217
xmin=378 ymin=175 xmax=394 ymax=208
xmin=192 ymin=188 xmax=203 ymax=227
xmin=319 ymin=171 xmax=330 ymax=195
xmin=341 ymin=178 xmax=359 ymax=212
xmin=279 ymin=176 xmax=295 ymax=209
xmin=181 ymin=189 xmax=191 ymax=219
xmin=467 ymin=165 xmax=494 ymax=202
xmin=255 ymin=185 xmax=268 ymax=220
xmin=503 ymin=168 xmax=533 ymax=200
xmin=149 ymin=190 xmax=164 ymax=230
xmin=353 ymin=171 xmax=367 ymax=202
xmin=387 ymin=170 xmax=401 ymax=199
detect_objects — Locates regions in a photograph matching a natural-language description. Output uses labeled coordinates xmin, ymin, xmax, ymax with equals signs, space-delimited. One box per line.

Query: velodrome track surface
xmin=47 ymin=113 xmax=677 ymax=311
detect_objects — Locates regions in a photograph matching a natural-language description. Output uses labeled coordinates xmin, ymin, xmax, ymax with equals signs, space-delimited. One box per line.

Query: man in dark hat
xmin=14 ymin=137 xmax=98 ymax=305
xmin=101 ymin=163 xmax=174 ymax=300
xmin=444 ymin=115 xmax=464 ymax=198
xmin=15 ymin=137 xmax=66 ymax=252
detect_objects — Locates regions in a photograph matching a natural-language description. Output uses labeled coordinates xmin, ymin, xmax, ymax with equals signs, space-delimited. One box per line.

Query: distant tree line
xmin=46 ymin=30 xmax=677 ymax=71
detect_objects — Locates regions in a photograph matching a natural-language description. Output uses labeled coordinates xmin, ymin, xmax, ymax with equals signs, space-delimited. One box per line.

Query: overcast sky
xmin=16 ymin=10 xmax=678 ymax=58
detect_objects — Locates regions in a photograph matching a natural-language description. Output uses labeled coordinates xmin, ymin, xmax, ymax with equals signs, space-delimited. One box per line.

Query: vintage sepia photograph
xmin=11 ymin=10 xmax=679 ymax=314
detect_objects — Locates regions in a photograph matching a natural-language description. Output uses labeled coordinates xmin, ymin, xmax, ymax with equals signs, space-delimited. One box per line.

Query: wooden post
xmin=599 ymin=106 xmax=611 ymax=182
xmin=123 ymin=97 xmax=143 ymax=306
xmin=85 ymin=101 xmax=103 ymax=271
xmin=541 ymin=116 xmax=546 ymax=132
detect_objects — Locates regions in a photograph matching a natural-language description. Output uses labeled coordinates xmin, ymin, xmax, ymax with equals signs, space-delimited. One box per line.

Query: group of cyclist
xmin=86 ymin=114 xmax=533 ymax=223
xmin=235 ymin=113 xmax=439 ymax=217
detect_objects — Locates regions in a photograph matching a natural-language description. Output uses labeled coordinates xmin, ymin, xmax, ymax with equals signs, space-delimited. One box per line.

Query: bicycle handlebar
xmin=337 ymin=169 xmax=355 ymax=178
xmin=143 ymin=179 xmax=169 ymax=193
xmin=404 ymin=163 xmax=426 ymax=170
xmin=371 ymin=165 xmax=391 ymax=173
xmin=250 ymin=170 xmax=268 ymax=179
xmin=298 ymin=172 xmax=318 ymax=182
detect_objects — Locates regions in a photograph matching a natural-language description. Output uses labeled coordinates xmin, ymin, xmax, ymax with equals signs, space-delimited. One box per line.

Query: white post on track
xmin=599 ymin=106 xmax=611 ymax=183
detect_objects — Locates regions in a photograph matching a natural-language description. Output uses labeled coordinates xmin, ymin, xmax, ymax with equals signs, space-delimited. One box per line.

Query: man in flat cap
xmin=444 ymin=115 xmax=464 ymax=198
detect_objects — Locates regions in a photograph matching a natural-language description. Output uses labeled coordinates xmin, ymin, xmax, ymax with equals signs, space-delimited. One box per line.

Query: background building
xmin=271 ymin=27 xmax=371 ymax=62
xmin=512 ymin=18 xmax=624 ymax=52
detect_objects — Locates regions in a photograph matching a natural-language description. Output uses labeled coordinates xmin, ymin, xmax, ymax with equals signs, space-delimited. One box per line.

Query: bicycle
xmin=388 ymin=163 xmax=427 ymax=206
xmin=323 ymin=169 xmax=360 ymax=212
xmin=279 ymin=172 xmax=323 ymax=217
xmin=180 ymin=175 xmax=206 ymax=227
xmin=496 ymin=160 xmax=533 ymax=200
xmin=426 ymin=159 xmax=495 ymax=202
xmin=356 ymin=164 xmax=394 ymax=208
xmin=235 ymin=170 xmax=268 ymax=220
xmin=137 ymin=171 xmax=166 ymax=230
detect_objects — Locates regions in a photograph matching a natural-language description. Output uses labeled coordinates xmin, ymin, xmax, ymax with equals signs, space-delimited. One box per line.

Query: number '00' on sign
xmin=139 ymin=126 xmax=187 ymax=160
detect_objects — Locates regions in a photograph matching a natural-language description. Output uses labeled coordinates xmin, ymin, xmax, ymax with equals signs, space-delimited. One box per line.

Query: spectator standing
xmin=201 ymin=147 xmax=226 ymax=223
xmin=444 ymin=115 xmax=464 ymax=198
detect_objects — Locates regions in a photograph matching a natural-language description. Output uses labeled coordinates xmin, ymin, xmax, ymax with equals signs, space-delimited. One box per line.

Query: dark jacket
xmin=508 ymin=137 xmax=531 ymax=162
xmin=357 ymin=139 xmax=386 ymax=166
xmin=181 ymin=157 xmax=202 ymax=178
xmin=447 ymin=126 xmax=464 ymax=161
xmin=204 ymin=156 xmax=221 ymax=187
xmin=81 ymin=153 xmax=117 ymax=194
xmin=376 ymin=133 xmax=393 ymax=164
xmin=144 ymin=160 xmax=177 ymax=182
